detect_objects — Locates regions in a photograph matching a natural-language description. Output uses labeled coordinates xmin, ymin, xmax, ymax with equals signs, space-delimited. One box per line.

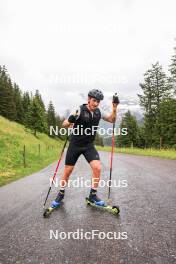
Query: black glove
xmin=112 ymin=93 xmax=120 ymax=104
xmin=68 ymin=110 xmax=79 ymax=123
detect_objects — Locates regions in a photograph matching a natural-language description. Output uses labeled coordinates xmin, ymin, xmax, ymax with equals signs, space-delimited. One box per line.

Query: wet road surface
xmin=0 ymin=152 xmax=176 ymax=264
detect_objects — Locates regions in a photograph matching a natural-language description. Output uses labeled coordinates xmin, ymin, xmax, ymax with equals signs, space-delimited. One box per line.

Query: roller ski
xmin=86 ymin=189 xmax=120 ymax=216
xmin=43 ymin=190 xmax=64 ymax=218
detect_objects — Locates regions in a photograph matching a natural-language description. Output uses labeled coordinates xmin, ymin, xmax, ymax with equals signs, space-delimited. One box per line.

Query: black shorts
xmin=65 ymin=143 xmax=100 ymax=166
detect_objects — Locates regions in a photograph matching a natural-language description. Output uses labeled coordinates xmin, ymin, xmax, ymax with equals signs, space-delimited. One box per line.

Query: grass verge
xmin=0 ymin=116 xmax=63 ymax=186
xmin=97 ymin=146 xmax=176 ymax=160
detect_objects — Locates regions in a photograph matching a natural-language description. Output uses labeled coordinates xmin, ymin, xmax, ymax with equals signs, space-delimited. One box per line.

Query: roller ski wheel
xmin=43 ymin=207 xmax=55 ymax=218
xmin=111 ymin=206 xmax=120 ymax=215
xmin=43 ymin=201 xmax=62 ymax=218
xmin=86 ymin=197 xmax=120 ymax=216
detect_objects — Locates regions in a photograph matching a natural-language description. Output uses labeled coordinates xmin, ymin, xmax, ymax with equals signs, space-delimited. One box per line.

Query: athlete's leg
xmin=60 ymin=142 xmax=81 ymax=187
xmin=89 ymin=160 xmax=101 ymax=189
xmin=83 ymin=146 xmax=105 ymax=206
xmin=52 ymin=165 xmax=75 ymax=207
xmin=52 ymin=143 xmax=81 ymax=207
xmin=60 ymin=165 xmax=74 ymax=188
xmin=89 ymin=160 xmax=105 ymax=205
xmin=83 ymin=145 xmax=101 ymax=189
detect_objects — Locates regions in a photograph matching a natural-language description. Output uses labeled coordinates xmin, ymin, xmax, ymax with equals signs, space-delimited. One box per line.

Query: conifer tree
xmin=0 ymin=66 xmax=16 ymax=120
xmin=47 ymin=101 xmax=56 ymax=136
xmin=95 ymin=133 xmax=104 ymax=147
xmin=117 ymin=111 xmax=139 ymax=147
xmin=56 ymin=114 xmax=64 ymax=139
xmin=13 ymin=83 xmax=24 ymax=123
xmin=22 ymin=91 xmax=32 ymax=125
xmin=138 ymin=62 xmax=172 ymax=147
xmin=156 ymin=98 xmax=176 ymax=148
xmin=169 ymin=46 xmax=176 ymax=94
xmin=26 ymin=94 xmax=47 ymax=136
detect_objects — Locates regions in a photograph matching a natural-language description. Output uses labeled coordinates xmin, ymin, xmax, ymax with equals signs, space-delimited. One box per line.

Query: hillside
xmin=0 ymin=116 xmax=63 ymax=186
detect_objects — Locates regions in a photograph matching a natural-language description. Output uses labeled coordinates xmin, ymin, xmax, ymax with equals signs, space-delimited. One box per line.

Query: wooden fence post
xmin=38 ymin=144 xmax=40 ymax=156
xmin=160 ymin=137 xmax=162 ymax=150
xmin=23 ymin=145 xmax=26 ymax=167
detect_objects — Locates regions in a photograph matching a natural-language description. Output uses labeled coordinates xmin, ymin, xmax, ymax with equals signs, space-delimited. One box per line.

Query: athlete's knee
xmin=91 ymin=161 xmax=101 ymax=174
xmin=64 ymin=165 xmax=74 ymax=176
xmin=95 ymin=164 xmax=101 ymax=174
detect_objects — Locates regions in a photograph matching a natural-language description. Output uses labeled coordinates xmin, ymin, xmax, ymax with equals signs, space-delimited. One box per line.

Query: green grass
xmin=97 ymin=146 xmax=176 ymax=160
xmin=0 ymin=116 xmax=63 ymax=186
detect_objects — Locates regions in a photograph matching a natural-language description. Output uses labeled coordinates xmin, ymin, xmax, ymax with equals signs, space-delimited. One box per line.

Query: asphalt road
xmin=0 ymin=152 xmax=176 ymax=264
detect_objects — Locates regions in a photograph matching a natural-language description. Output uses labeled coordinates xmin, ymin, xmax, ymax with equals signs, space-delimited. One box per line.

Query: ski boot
xmin=51 ymin=190 xmax=65 ymax=208
xmin=88 ymin=190 xmax=105 ymax=206
xmin=86 ymin=189 xmax=120 ymax=216
xmin=43 ymin=190 xmax=64 ymax=218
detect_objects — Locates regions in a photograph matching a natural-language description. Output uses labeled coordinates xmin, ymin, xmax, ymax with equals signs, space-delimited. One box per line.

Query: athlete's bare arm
xmin=103 ymin=103 xmax=118 ymax=123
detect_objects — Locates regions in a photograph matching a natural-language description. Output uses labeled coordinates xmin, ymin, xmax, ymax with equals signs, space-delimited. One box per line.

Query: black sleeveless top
xmin=70 ymin=104 xmax=101 ymax=146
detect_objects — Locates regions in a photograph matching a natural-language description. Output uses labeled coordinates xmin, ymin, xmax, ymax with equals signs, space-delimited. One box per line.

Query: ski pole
xmin=108 ymin=93 xmax=119 ymax=199
xmin=43 ymin=135 xmax=68 ymax=207
xmin=108 ymin=122 xmax=115 ymax=199
xmin=43 ymin=110 xmax=79 ymax=207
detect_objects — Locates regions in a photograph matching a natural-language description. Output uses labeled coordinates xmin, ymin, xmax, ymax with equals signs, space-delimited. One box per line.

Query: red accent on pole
xmin=51 ymin=147 xmax=65 ymax=184
xmin=108 ymin=122 xmax=115 ymax=199
xmin=43 ymin=137 xmax=68 ymax=207
xmin=110 ymin=132 xmax=115 ymax=170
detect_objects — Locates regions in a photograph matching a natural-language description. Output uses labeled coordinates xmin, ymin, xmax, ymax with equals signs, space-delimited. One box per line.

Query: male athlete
xmin=51 ymin=89 xmax=119 ymax=208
